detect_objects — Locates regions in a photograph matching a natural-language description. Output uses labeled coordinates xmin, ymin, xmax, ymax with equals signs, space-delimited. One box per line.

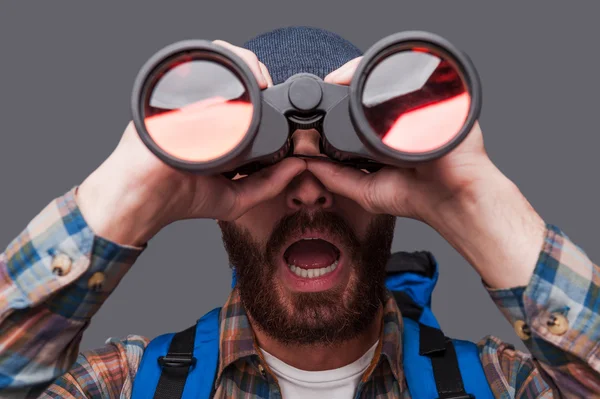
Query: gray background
xmin=0 ymin=2 xmax=598 ymax=354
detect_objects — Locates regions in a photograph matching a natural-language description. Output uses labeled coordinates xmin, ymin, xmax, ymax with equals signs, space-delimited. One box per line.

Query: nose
xmin=290 ymin=128 xmax=323 ymax=156
xmin=285 ymin=129 xmax=333 ymax=210
xmin=286 ymin=171 xmax=333 ymax=210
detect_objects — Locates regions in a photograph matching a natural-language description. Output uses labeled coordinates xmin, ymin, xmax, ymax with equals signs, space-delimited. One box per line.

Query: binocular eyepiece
xmin=131 ymin=31 xmax=482 ymax=178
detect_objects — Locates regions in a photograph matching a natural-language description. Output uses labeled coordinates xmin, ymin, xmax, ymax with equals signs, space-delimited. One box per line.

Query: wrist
xmin=422 ymin=164 xmax=546 ymax=289
xmin=76 ymin=168 xmax=166 ymax=247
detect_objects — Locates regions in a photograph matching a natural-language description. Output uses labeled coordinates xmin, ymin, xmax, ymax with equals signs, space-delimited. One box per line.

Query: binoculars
xmin=131 ymin=31 xmax=481 ymax=178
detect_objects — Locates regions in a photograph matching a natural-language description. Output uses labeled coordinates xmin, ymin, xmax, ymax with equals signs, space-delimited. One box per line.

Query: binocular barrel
xmin=131 ymin=31 xmax=482 ymax=177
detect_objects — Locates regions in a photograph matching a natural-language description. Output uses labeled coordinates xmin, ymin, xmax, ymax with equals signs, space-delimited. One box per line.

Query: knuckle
xmin=239 ymin=50 xmax=260 ymax=67
xmin=212 ymin=39 xmax=230 ymax=47
xmin=361 ymin=180 xmax=380 ymax=213
xmin=328 ymin=164 xmax=347 ymax=180
xmin=236 ymin=55 xmax=259 ymax=72
xmin=212 ymin=41 xmax=262 ymax=80
xmin=227 ymin=187 xmax=246 ymax=219
xmin=213 ymin=41 xmax=255 ymax=63
xmin=239 ymin=47 xmax=257 ymax=59
xmin=361 ymin=193 xmax=376 ymax=213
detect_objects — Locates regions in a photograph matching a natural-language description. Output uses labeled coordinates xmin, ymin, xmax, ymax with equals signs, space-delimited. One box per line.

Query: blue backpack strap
xmin=182 ymin=307 xmax=221 ymax=398
xmin=452 ymin=339 xmax=495 ymax=399
xmin=131 ymin=307 xmax=221 ymax=399
xmin=402 ymin=318 xmax=494 ymax=399
xmin=385 ymin=251 xmax=494 ymax=398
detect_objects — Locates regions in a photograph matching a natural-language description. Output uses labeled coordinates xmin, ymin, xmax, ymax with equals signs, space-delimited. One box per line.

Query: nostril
xmin=291 ymin=196 xmax=328 ymax=207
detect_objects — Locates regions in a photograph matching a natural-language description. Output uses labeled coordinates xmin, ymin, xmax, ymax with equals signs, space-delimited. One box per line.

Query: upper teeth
xmin=289 ymin=260 xmax=338 ymax=279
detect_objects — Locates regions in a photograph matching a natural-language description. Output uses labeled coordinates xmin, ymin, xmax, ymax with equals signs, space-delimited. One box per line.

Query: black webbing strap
xmin=391 ymin=290 xmax=424 ymax=321
xmin=419 ymin=323 xmax=474 ymax=399
xmin=153 ymin=324 xmax=197 ymax=399
xmin=386 ymin=251 xmax=436 ymax=278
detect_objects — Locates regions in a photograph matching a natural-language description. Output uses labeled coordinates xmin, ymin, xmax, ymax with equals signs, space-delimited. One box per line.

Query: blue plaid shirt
xmin=1 ymin=187 xmax=600 ymax=398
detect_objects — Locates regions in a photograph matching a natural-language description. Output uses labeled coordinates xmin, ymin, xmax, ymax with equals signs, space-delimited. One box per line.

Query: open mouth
xmin=283 ymin=237 xmax=341 ymax=279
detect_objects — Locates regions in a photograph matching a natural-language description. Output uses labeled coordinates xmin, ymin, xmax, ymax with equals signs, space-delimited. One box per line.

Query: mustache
xmin=224 ymin=209 xmax=397 ymax=346
xmin=266 ymin=210 xmax=361 ymax=259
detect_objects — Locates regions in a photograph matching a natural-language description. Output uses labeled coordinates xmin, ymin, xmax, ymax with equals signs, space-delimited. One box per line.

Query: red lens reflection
xmin=144 ymin=60 xmax=253 ymax=162
xmin=362 ymin=49 xmax=470 ymax=153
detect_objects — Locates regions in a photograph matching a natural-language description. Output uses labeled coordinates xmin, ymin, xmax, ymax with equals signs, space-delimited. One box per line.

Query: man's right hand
xmin=76 ymin=41 xmax=306 ymax=247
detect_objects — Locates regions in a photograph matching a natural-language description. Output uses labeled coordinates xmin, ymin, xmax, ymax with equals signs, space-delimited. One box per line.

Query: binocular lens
xmin=143 ymin=57 xmax=254 ymax=162
xmin=132 ymin=33 xmax=481 ymax=175
xmin=361 ymin=48 xmax=470 ymax=154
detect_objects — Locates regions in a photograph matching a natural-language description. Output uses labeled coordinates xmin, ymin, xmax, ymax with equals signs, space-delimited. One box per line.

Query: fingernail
xmin=325 ymin=69 xmax=342 ymax=82
xmin=261 ymin=72 xmax=272 ymax=87
xmin=258 ymin=74 xmax=267 ymax=87
xmin=329 ymin=63 xmax=354 ymax=83
xmin=257 ymin=63 xmax=272 ymax=88
xmin=338 ymin=64 xmax=354 ymax=80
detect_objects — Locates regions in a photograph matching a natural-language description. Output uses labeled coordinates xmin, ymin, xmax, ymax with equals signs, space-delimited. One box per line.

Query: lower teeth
xmin=288 ymin=260 xmax=339 ymax=278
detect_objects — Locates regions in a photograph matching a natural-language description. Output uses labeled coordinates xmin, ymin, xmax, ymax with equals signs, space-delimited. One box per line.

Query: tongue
xmin=284 ymin=239 xmax=338 ymax=269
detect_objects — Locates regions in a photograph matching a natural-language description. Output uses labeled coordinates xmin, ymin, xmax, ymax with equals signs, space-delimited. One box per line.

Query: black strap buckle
xmin=158 ymin=354 xmax=197 ymax=369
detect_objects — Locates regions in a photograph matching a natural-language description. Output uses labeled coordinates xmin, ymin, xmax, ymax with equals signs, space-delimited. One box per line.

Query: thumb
xmin=306 ymin=159 xmax=376 ymax=210
xmin=307 ymin=159 xmax=416 ymax=215
xmin=226 ymin=157 xmax=307 ymax=219
xmin=324 ymin=57 xmax=363 ymax=85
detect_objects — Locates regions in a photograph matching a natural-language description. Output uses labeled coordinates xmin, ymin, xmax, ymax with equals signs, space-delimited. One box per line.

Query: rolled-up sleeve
xmin=487 ymin=224 xmax=600 ymax=397
xmin=0 ymin=187 xmax=144 ymax=396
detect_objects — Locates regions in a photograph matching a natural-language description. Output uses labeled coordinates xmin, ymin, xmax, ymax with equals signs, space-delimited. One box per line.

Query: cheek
xmin=234 ymin=196 xmax=287 ymax=241
xmin=334 ymin=195 xmax=375 ymax=239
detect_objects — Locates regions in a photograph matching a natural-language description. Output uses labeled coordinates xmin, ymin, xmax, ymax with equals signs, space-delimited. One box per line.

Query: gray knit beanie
xmin=243 ymin=26 xmax=363 ymax=85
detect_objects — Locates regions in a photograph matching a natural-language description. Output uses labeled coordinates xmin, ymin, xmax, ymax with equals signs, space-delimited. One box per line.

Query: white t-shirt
xmin=259 ymin=341 xmax=379 ymax=399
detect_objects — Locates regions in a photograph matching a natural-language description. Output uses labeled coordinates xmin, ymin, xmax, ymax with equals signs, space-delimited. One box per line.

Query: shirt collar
xmin=215 ymin=288 xmax=404 ymax=385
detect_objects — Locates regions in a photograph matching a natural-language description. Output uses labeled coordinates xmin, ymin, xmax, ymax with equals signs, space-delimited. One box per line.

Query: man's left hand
xmin=307 ymin=57 xmax=547 ymax=289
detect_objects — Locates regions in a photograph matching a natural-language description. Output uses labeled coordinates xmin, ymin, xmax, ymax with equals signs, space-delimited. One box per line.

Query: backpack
xmin=131 ymin=251 xmax=494 ymax=398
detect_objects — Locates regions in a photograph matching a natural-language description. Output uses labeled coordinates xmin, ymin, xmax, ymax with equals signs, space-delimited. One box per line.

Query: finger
xmin=324 ymin=57 xmax=363 ymax=85
xmin=227 ymin=157 xmax=307 ymax=219
xmin=213 ymin=40 xmax=268 ymax=88
xmin=258 ymin=61 xmax=274 ymax=87
xmin=305 ymin=159 xmax=375 ymax=209
xmin=307 ymin=159 xmax=416 ymax=215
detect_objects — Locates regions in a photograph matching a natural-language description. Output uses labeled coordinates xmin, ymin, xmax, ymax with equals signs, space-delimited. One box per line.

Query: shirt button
xmin=514 ymin=320 xmax=531 ymax=340
xmin=547 ymin=313 xmax=569 ymax=335
xmin=51 ymin=253 xmax=72 ymax=276
xmin=88 ymin=272 xmax=106 ymax=292
xmin=257 ymin=364 xmax=266 ymax=377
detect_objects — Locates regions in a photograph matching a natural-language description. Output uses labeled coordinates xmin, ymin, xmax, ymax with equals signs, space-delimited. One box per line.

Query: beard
xmin=218 ymin=210 xmax=396 ymax=346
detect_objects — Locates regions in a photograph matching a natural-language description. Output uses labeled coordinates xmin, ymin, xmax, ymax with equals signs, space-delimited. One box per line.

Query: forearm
xmin=76 ymin=156 xmax=179 ymax=248
xmin=423 ymin=162 xmax=600 ymax=394
xmin=0 ymin=188 xmax=142 ymax=395
xmin=422 ymin=161 xmax=547 ymax=289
